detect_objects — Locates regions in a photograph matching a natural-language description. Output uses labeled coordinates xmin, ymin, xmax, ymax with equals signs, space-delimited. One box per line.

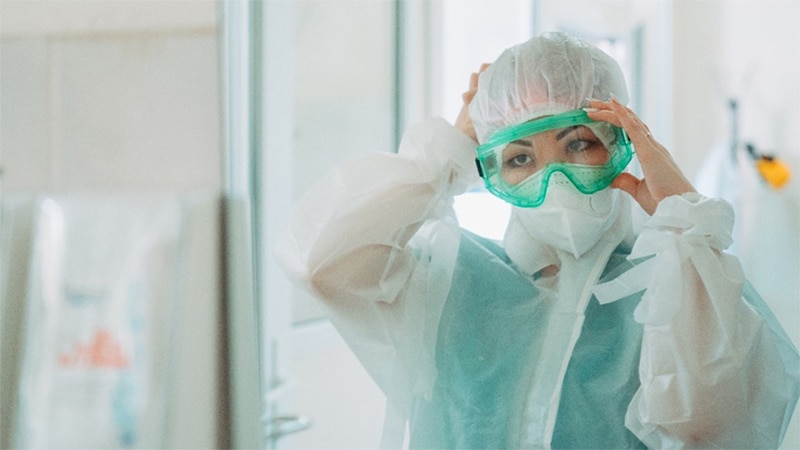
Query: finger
xmin=587 ymin=100 xmax=673 ymax=173
xmin=588 ymin=98 xmax=639 ymax=124
xmin=469 ymin=71 xmax=480 ymax=90
xmin=587 ymin=110 xmax=673 ymax=175
xmin=467 ymin=64 xmax=490 ymax=91
xmin=608 ymin=98 xmax=652 ymax=138
xmin=585 ymin=100 xmax=624 ymax=126
xmin=587 ymin=98 xmax=613 ymax=109
xmin=586 ymin=101 xmax=654 ymax=147
xmin=587 ymin=98 xmax=621 ymax=112
xmin=584 ymin=108 xmax=622 ymax=127
xmin=462 ymin=90 xmax=475 ymax=104
xmin=612 ymin=173 xmax=658 ymax=215
xmin=610 ymin=172 xmax=640 ymax=197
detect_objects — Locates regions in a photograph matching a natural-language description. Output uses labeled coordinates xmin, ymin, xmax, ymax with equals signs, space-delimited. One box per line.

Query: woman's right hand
xmin=586 ymin=98 xmax=696 ymax=215
xmin=455 ymin=63 xmax=490 ymax=143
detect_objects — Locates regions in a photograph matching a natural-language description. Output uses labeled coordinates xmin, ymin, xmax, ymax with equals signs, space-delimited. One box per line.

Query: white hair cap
xmin=469 ymin=32 xmax=629 ymax=144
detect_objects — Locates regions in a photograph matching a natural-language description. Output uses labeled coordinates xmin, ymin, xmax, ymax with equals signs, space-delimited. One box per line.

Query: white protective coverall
xmin=276 ymin=33 xmax=800 ymax=449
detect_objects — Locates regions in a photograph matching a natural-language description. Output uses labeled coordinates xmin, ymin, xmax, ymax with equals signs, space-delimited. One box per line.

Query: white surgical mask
xmin=504 ymin=175 xmax=621 ymax=268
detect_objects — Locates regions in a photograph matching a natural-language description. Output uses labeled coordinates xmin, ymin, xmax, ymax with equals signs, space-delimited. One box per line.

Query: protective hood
xmin=469 ymin=32 xmax=629 ymax=144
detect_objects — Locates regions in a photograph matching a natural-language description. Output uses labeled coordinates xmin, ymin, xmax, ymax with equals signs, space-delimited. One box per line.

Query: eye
xmin=566 ymin=139 xmax=591 ymax=153
xmin=508 ymin=153 xmax=533 ymax=167
xmin=502 ymin=141 xmax=537 ymax=169
xmin=561 ymin=126 xmax=603 ymax=154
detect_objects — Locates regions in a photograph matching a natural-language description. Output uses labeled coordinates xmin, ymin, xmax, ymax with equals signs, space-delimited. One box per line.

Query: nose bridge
xmin=531 ymin=130 xmax=566 ymax=165
xmin=547 ymin=168 xmax=573 ymax=186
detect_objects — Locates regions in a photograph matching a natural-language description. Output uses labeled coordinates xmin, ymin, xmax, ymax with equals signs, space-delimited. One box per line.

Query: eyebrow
xmin=512 ymin=125 xmax=583 ymax=146
xmin=556 ymin=125 xmax=580 ymax=141
xmin=510 ymin=139 xmax=532 ymax=147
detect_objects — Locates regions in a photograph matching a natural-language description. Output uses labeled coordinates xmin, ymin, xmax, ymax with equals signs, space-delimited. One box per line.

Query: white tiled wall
xmin=0 ymin=1 xmax=220 ymax=194
xmin=56 ymin=34 xmax=220 ymax=191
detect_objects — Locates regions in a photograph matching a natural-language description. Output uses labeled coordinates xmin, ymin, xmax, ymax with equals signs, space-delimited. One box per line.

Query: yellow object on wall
xmin=755 ymin=157 xmax=792 ymax=189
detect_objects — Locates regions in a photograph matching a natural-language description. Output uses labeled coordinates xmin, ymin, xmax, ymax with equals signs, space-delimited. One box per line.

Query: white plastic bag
xmin=14 ymin=194 xmax=185 ymax=449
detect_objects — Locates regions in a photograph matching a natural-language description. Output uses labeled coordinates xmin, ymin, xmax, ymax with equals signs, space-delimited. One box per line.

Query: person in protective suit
xmin=276 ymin=32 xmax=799 ymax=449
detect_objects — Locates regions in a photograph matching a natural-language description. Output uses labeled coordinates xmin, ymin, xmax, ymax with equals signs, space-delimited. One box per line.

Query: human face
xmin=475 ymin=109 xmax=633 ymax=208
xmin=500 ymin=125 xmax=611 ymax=185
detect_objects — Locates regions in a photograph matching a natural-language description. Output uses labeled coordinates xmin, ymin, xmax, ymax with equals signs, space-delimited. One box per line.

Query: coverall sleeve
xmin=274 ymin=118 xmax=480 ymax=394
xmin=624 ymin=193 xmax=800 ymax=448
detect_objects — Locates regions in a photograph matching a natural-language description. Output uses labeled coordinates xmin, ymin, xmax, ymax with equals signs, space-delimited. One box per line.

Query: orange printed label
xmin=58 ymin=329 xmax=131 ymax=368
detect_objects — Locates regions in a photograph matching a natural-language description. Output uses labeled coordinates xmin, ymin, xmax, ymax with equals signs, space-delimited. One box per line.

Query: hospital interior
xmin=1 ymin=0 xmax=798 ymax=448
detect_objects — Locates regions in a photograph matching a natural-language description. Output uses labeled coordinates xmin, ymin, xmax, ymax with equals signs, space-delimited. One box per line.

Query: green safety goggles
xmin=474 ymin=109 xmax=634 ymax=208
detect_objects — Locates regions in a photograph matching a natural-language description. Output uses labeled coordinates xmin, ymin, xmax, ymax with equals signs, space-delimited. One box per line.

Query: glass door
xmin=222 ymin=1 xmax=536 ymax=448
xmin=223 ymin=1 xmax=397 ymax=448
xmin=281 ymin=2 xmax=397 ymax=448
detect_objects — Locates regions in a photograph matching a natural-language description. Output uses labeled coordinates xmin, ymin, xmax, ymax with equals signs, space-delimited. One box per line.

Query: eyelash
xmin=501 ymin=129 xmax=603 ymax=168
xmin=504 ymin=147 xmax=535 ymax=168
xmin=566 ymin=138 xmax=591 ymax=152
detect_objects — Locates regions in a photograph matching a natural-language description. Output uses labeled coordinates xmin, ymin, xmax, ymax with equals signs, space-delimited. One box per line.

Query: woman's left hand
xmin=585 ymin=98 xmax=696 ymax=215
xmin=455 ymin=63 xmax=491 ymax=143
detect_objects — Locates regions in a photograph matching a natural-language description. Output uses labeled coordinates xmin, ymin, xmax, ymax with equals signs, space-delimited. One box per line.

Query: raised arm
xmin=275 ymin=118 xmax=479 ymax=305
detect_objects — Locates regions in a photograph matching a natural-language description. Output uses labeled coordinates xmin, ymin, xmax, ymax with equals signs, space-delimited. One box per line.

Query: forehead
xmin=512 ymin=125 xmax=595 ymax=144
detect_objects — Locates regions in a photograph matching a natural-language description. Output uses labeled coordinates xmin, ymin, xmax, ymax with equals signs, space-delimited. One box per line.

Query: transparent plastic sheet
xmin=13 ymin=194 xmax=186 ymax=449
xmin=595 ymin=193 xmax=800 ymax=448
xmin=274 ymin=118 xmax=480 ymax=448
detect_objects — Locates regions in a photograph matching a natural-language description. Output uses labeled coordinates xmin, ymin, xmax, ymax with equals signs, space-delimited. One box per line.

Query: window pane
xmin=291 ymin=1 xmax=394 ymax=323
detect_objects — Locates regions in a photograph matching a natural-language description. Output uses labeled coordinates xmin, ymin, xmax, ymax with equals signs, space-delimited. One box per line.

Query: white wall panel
xmin=0 ymin=40 xmax=52 ymax=191
xmin=51 ymin=35 xmax=220 ymax=191
xmin=0 ymin=0 xmax=217 ymax=38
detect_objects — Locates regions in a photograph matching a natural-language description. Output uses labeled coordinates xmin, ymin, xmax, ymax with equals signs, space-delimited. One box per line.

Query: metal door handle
xmin=265 ymin=414 xmax=312 ymax=439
